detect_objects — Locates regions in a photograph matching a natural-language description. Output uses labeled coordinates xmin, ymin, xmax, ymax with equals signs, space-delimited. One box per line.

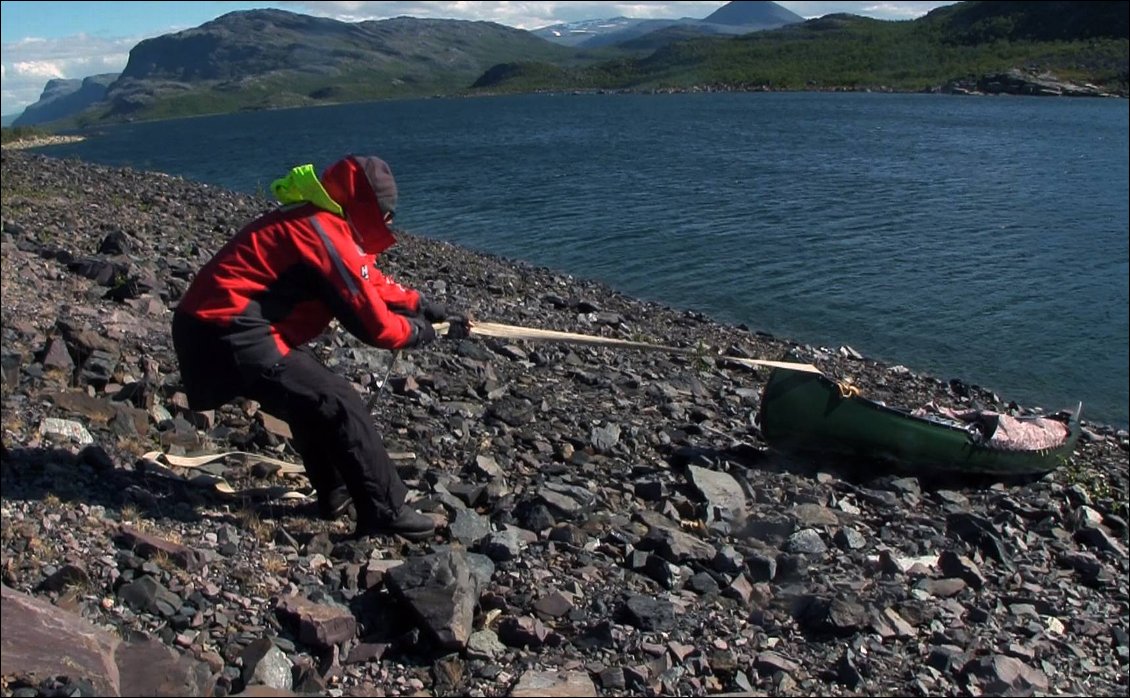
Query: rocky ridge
xmin=1 ymin=150 xmax=1127 ymax=697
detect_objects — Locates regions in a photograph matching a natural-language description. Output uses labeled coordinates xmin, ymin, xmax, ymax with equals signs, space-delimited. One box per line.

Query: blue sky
xmin=0 ymin=1 xmax=958 ymax=115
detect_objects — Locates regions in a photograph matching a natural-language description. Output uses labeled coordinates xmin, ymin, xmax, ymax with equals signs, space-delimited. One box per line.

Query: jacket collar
xmin=270 ymin=158 xmax=396 ymax=255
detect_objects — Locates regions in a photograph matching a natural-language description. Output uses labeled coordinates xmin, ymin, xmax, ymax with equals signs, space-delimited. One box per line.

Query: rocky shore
xmin=1 ymin=150 xmax=1127 ymax=698
xmin=0 ymin=135 xmax=86 ymax=151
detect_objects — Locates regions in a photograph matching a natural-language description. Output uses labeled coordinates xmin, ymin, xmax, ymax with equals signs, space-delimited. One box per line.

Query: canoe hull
xmin=756 ymin=367 xmax=1081 ymax=476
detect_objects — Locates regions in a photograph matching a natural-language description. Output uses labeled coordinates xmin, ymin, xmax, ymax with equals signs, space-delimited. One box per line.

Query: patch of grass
xmin=689 ymin=340 xmax=715 ymax=375
xmin=150 ymin=549 xmax=171 ymax=569
xmin=0 ymin=183 xmax=55 ymax=204
xmin=116 ymin=435 xmax=160 ymax=460
xmin=1 ymin=126 xmax=51 ymax=145
xmin=262 ymin=553 xmax=289 ymax=577
xmin=1062 ymin=458 xmax=1119 ymax=509
xmin=25 ymin=535 xmax=49 ymax=556
xmin=239 ymin=507 xmax=274 ymax=544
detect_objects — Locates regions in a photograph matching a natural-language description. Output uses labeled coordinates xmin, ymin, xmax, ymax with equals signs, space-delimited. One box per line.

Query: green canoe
xmin=756 ymin=365 xmax=1082 ymax=476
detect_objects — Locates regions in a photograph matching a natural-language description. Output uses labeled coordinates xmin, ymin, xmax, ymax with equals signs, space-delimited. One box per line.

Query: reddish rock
xmin=275 ymin=595 xmax=357 ymax=649
xmin=1 ymin=584 xmax=121 ymax=696
xmin=113 ymin=524 xmax=205 ymax=571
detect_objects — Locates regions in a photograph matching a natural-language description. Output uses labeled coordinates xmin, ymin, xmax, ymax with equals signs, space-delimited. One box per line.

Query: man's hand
xmin=405 ymin=317 xmax=437 ymax=348
xmin=419 ymin=297 xmax=473 ymax=338
xmin=420 ymin=299 xmax=449 ymax=323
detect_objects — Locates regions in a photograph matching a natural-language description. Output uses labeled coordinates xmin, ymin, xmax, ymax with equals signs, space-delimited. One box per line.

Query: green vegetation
xmin=1062 ymin=457 xmax=1127 ymax=519
xmin=1 ymin=126 xmax=53 ymax=145
xmin=24 ymin=2 xmax=1130 ymax=129
xmin=474 ymin=13 xmax=1128 ymax=95
xmin=471 ymin=62 xmax=574 ymax=91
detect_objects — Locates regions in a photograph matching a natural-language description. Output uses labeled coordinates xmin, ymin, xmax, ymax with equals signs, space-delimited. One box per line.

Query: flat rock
xmin=510 ymin=669 xmax=597 ymax=697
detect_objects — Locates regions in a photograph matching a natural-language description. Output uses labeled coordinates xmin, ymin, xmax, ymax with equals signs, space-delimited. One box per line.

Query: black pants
xmin=172 ymin=312 xmax=406 ymax=523
xmin=249 ymin=348 xmax=408 ymax=524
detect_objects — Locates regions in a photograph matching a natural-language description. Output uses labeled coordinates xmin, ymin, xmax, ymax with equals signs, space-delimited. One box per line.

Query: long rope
xmin=433 ymin=320 xmax=822 ymax=374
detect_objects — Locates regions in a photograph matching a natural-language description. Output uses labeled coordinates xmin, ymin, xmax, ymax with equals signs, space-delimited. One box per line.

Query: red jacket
xmin=176 ymin=156 xmax=425 ymax=371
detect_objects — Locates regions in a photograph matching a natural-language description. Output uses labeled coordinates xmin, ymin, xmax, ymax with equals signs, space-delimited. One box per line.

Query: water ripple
xmin=41 ymin=93 xmax=1129 ymax=426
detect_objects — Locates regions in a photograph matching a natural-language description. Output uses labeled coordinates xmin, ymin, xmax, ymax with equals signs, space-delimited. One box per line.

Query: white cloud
xmin=12 ymin=60 xmax=66 ymax=80
xmin=278 ymin=1 xmax=728 ymax=29
xmin=777 ymin=1 xmax=955 ymax=20
xmin=275 ymin=1 xmax=954 ymax=27
xmin=1 ymin=34 xmax=136 ymax=115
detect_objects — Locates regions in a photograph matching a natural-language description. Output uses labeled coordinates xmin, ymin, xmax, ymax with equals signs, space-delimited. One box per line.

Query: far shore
xmin=1 ymin=134 xmax=86 ymax=150
xmin=3 ymin=73 xmax=1123 ymax=139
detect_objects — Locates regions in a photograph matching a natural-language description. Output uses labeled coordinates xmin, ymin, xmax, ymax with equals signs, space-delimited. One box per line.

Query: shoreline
xmin=0 ymin=134 xmax=86 ymax=150
xmin=9 ymin=73 xmax=1123 ymax=135
xmin=1 ymin=142 xmax=1125 ymax=430
xmin=2 ymin=149 xmax=1127 ymax=698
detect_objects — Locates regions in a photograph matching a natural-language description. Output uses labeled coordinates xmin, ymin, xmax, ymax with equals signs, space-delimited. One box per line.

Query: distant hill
xmin=478 ymin=0 xmax=1128 ymax=96
xmin=12 ymin=74 xmax=118 ymax=127
xmin=25 ymin=0 xmax=1130 ymax=131
xmin=533 ymin=1 xmax=804 ymax=49
xmin=73 ymin=9 xmax=576 ymax=125
xmin=923 ymin=0 xmax=1128 ymax=43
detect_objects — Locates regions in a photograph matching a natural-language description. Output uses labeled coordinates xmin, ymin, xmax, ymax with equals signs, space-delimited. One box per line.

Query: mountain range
xmin=10 ymin=1 xmax=1128 ymax=129
xmin=15 ymin=0 xmax=797 ymax=127
xmin=12 ymin=74 xmax=118 ymax=127
xmin=530 ymin=1 xmax=803 ymax=48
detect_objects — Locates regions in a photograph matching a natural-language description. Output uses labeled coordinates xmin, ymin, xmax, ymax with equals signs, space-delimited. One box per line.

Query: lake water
xmin=37 ymin=92 xmax=1129 ymax=428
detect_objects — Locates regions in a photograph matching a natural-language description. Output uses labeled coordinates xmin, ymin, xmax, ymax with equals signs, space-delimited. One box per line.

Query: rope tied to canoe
xmin=431 ymin=320 xmax=822 ymax=374
xmin=837 ymin=380 xmax=861 ymax=398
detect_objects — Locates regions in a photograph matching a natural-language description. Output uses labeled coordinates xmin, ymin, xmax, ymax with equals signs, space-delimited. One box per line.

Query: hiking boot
xmin=318 ymin=485 xmax=355 ymax=521
xmin=354 ymin=506 xmax=435 ymax=541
